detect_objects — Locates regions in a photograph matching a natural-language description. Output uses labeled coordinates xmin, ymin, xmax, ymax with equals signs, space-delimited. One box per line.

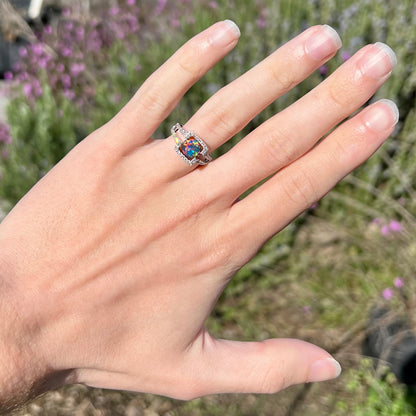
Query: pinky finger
xmin=228 ymin=99 xmax=399 ymax=256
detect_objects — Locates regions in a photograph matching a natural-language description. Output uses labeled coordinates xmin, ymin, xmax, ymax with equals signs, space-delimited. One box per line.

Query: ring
xmin=171 ymin=123 xmax=213 ymax=166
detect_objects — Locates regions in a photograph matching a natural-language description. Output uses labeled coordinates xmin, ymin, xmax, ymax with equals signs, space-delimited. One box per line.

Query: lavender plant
xmin=1 ymin=2 xmax=416 ymax=414
xmin=2 ymin=0 xmax=416 ymax=211
xmin=0 ymin=0 xmax=202 ymax=205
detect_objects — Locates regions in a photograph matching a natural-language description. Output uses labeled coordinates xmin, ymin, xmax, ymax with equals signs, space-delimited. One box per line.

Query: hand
xmin=0 ymin=20 xmax=398 ymax=407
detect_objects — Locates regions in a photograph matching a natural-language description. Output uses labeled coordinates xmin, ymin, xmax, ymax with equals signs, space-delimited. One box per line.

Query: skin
xmin=0 ymin=21 xmax=397 ymax=412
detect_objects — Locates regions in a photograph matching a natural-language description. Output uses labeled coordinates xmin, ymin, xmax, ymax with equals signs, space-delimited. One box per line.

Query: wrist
xmin=0 ymin=249 xmax=68 ymax=413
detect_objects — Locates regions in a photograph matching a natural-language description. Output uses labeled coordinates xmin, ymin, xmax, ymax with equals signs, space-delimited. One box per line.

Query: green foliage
xmin=3 ymin=0 xmax=416 ymax=210
xmin=334 ymin=359 xmax=415 ymax=416
xmin=2 ymin=0 xmax=416 ymax=414
xmin=2 ymin=86 xmax=80 ymax=206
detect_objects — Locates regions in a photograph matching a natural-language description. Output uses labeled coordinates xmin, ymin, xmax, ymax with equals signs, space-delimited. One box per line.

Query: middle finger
xmin=208 ymin=41 xmax=397 ymax=204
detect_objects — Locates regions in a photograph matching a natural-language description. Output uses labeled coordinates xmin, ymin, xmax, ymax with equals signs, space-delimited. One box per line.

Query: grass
xmin=3 ymin=0 xmax=416 ymax=414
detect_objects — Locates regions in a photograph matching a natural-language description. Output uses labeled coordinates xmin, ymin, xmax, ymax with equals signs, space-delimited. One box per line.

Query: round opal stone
xmin=179 ymin=136 xmax=203 ymax=160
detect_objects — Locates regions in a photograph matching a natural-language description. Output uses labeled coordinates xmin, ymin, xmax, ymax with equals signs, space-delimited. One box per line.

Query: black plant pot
xmin=363 ymin=306 xmax=416 ymax=386
xmin=0 ymin=1 xmax=61 ymax=77
xmin=0 ymin=33 xmax=27 ymax=77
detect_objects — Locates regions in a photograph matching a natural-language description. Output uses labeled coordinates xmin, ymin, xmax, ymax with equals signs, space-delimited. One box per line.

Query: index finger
xmin=106 ymin=20 xmax=241 ymax=154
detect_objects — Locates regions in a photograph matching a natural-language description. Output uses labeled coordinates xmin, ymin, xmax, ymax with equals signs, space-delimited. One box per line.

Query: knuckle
xmin=251 ymin=343 xmax=287 ymax=393
xmin=259 ymin=367 xmax=282 ymax=393
xmin=264 ymin=128 xmax=297 ymax=168
xmin=205 ymin=232 xmax=234 ymax=272
xmin=324 ymin=77 xmax=358 ymax=109
xmin=209 ymin=105 xmax=239 ymax=138
xmin=282 ymin=167 xmax=317 ymax=208
xmin=138 ymin=87 xmax=166 ymax=115
xmin=197 ymin=218 xmax=236 ymax=274
xmin=176 ymin=40 xmax=204 ymax=79
xmin=331 ymin=134 xmax=351 ymax=162
xmin=269 ymin=64 xmax=297 ymax=93
xmin=177 ymin=55 xmax=201 ymax=79
xmin=75 ymin=137 xmax=117 ymax=178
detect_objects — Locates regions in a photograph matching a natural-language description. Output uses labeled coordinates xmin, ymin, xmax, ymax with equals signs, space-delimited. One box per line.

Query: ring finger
xmin=156 ymin=24 xmax=342 ymax=178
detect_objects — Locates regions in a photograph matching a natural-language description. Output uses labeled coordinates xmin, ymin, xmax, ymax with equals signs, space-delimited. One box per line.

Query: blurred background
xmin=1 ymin=0 xmax=416 ymax=415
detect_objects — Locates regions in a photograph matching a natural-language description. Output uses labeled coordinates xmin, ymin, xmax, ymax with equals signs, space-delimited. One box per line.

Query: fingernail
xmin=305 ymin=25 xmax=342 ymax=61
xmin=358 ymin=42 xmax=397 ymax=79
xmin=211 ymin=20 xmax=241 ymax=48
xmin=364 ymin=99 xmax=399 ymax=132
xmin=308 ymin=357 xmax=342 ymax=383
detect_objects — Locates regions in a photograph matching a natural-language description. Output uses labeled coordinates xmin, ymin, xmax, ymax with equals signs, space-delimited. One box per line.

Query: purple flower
xmin=23 ymin=83 xmax=32 ymax=99
xmin=62 ymin=8 xmax=71 ymax=17
xmin=56 ymin=63 xmax=65 ymax=73
xmin=372 ymin=217 xmax=382 ymax=225
xmin=302 ymin=305 xmax=312 ymax=315
xmin=394 ymin=277 xmax=404 ymax=288
xmin=170 ymin=17 xmax=180 ymax=28
xmin=3 ymin=71 xmax=13 ymax=80
xmin=18 ymin=71 xmax=29 ymax=81
xmin=63 ymin=90 xmax=75 ymax=101
xmin=19 ymin=47 xmax=28 ymax=57
xmin=87 ymin=31 xmax=102 ymax=52
xmin=341 ymin=50 xmax=351 ymax=61
xmin=0 ymin=123 xmax=9 ymax=135
xmin=114 ymin=25 xmax=126 ymax=39
xmin=38 ymin=58 xmax=48 ymax=68
xmin=209 ymin=1 xmax=218 ymax=9
xmin=109 ymin=6 xmax=119 ymax=15
xmin=75 ymin=26 xmax=85 ymax=41
xmin=61 ymin=46 xmax=73 ymax=57
xmin=32 ymin=79 xmax=42 ymax=97
xmin=64 ymin=21 xmax=74 ymax=31
xmin=31 ymin=43 xmax=44 ymax=56
xmin=44 ymin=25 xmax=52 ymax=35
xmin=319 ymin=65 xmax=328 ymax=76
xmin=155 ymin=0 xmax=167 ymax=15
xmin=382 ymin=288 xmax=394 ymax=300
xmin=381 ymin=225 xmax=390 ymax=236
xmin=61 ymin=74 xmax=71 ymax=89
xmin=389 ymin=220 xmax=402 ymax=233
xmin=257 ymin=16 xmax=267 ymax=29
xmin=0 ymin=124 xmax=11 ymax=144
xmin=126 ymin=0 xmax=136 ymax=5
xmin=70 ymin=62 xmax=85 ymax=77
xmin=126 ymin=14 xmax=139 ymax=32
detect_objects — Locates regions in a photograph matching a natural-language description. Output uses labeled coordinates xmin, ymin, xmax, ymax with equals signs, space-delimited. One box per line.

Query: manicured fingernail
xmin=211 ymin=20 xmax=241 ymax=48
xmin=364 ymin=99 xmax=399 ymax=132
xmin=358 ymin=42 xmax=397 ymax=79
xmin=308 ymin=357 xmax=342 ymax=383
xmin=305 ymin=25 xmax=342 ymax=61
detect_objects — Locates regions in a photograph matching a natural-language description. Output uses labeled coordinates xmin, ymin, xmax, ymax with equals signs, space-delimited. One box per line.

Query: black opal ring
xmin=171 ymin=123 xmax=213 ymax=166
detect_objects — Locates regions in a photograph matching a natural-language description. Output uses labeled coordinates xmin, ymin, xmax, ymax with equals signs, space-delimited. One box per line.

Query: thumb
xmin=191 ymin=336 xmax=341 ymax=396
